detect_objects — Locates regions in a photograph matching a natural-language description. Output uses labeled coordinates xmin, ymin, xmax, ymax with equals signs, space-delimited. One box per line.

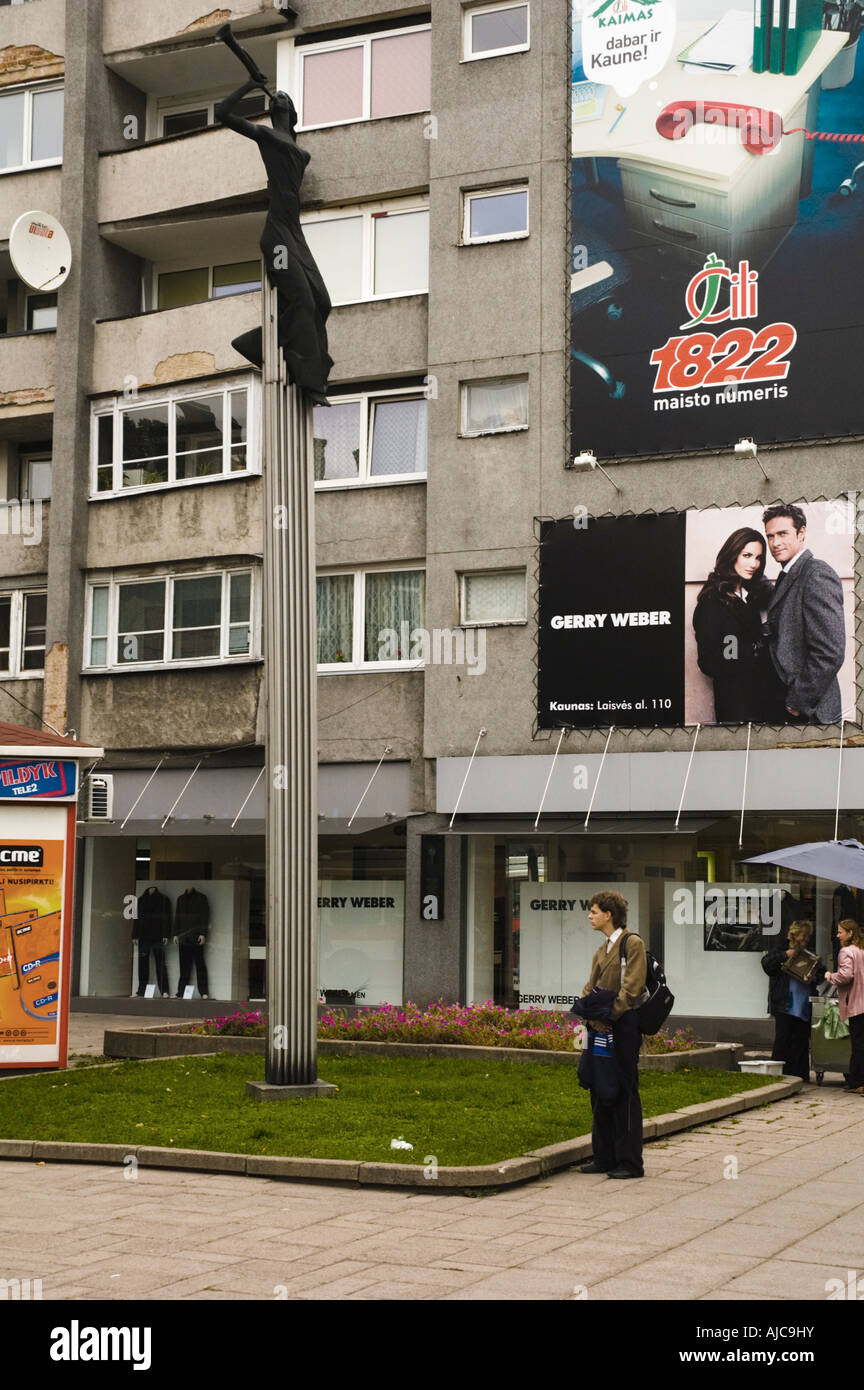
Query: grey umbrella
xmin=744 ymin=839 xmax=864 ymax=890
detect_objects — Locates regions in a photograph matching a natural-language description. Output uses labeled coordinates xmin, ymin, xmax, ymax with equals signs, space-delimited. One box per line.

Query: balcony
xmin=0 ymin=166 xmax=61 ymax=245
xmin=91 ymin=291 xmax=259 ymax=395
xmin=99 ymin=124 xmax=266 ymax=226
xmin=0 ymin=328 xmax=54 ymax=417
xmin=0 ymin=500 xmax=49 ymax=577
xmin=0 ymin=0 xmax=64 ymax=53
xmin=103 ymin=0 xmax=281 ymax=59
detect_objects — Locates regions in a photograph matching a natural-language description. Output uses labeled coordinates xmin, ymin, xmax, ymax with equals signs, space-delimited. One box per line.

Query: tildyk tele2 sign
xmin=571 ymin=0 xmax=864 ymax=455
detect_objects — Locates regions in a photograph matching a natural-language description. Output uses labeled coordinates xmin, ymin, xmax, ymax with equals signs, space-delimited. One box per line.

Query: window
xmin=463 ymin=186 xmax=529 ymax=243
xmin=19 ymin=452 xmax=51 ymax=501
xmin=463 ymin=3 xmax=530 ymax=60
xmin=26 ymin=293 xmax=57 ymax=332
xmin=156 ymin=261 xmax=261 ymax=310
xmin=461 ymin=376 xmax=529 ymax=435
xmin=296 ymin=24 xmax=431 ymax=130
xmin=317 ymin=569 xmax=424 ymax=669
xmin=92 ymin=377 xmax=256 ymax=497
xmin=0 ymin=83 xmax=63 ymax=173
xmin=85 ymin=569 xmax=256 ymax=671
xmin=0 ymin=590 xmax=47 ymax=676
xmin=302 ymin=201 xmax=429 ymax=306
xmin=313 ymin=389 xmax=427 ymax=487
xmin=460 ymin=570 xmax=526 ymax=625
xmin=159 ymin=91 xmax=266 ymax=139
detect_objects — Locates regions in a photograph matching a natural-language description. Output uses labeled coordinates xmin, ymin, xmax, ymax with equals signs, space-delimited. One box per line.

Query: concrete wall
xmin=0 ymin=502 xmax=50 ymax=576
xmin=0 ymin=677 xmax=44 ymax=729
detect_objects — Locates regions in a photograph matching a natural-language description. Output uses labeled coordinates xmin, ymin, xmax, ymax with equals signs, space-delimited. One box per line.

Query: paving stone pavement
xmin=3 ymin=1083 xmax=864 ymax=1300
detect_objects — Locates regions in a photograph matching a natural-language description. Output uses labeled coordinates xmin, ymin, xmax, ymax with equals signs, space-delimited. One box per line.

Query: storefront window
xmin=78 ymin=828 xmax=406 ymax=1005
xmin=465 ymin=815 xmax=839 ymax=1022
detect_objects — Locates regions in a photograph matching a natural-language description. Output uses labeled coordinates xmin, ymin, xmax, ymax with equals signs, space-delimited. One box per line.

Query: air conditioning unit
xmin=84 ymin=774 xmax=113 ymax=822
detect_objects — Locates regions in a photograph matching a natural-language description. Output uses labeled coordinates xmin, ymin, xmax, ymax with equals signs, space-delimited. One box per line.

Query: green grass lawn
xmin=0 ymin=1056 xmax=776 ymax=1168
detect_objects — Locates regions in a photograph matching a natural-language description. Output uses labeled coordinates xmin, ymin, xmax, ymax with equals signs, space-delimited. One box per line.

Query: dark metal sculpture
xmin=215 ymin=25 xmax=332 ymax=405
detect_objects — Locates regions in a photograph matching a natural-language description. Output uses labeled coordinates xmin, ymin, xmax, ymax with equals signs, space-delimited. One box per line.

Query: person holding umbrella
xmin=824 ymin=919 xmax=864 ymax=1093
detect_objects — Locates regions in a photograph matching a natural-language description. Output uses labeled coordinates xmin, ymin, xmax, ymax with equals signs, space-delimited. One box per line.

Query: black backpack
xmin=619 ymin=933 xmax=675 ymax=1036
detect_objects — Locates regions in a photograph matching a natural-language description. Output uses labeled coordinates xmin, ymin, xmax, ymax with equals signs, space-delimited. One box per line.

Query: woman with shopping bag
xmin=824 ymin=919 xmax=864 ymax=1093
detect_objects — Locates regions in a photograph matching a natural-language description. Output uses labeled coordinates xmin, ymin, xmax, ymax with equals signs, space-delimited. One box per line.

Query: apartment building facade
xmin=1 ymin=0 xmax=862 ymax=1043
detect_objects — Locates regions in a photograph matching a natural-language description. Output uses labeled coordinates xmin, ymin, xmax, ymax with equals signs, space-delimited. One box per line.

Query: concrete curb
xmin=0 ymin=1077 xmax=800 ymax=1189
xmin=102 ymin=1026 xmax=744 ymax=1073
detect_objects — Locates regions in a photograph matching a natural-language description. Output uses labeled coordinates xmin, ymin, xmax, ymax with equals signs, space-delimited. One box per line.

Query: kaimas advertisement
xmin=537 ymin=501 xmax=856 ymax=728
xmin=0 ymin=804 xmax=69 ymax=1066
xmin=571 ymin=0 xmax=864 ymax=455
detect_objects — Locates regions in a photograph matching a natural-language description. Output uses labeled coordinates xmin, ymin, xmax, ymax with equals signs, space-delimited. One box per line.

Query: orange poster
xmin=0 ymin=837 xmax=66 ymax=1063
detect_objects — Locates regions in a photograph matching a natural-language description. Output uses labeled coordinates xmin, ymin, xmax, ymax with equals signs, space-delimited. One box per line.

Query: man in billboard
xmin=763 ymin=504 xmax=846 ymax=724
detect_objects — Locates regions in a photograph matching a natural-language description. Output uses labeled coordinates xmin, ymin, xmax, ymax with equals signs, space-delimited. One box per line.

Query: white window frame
xmin=317 ymin=565 xmax=425 ymax=673
xmin=315 ymin=387 xmax=428 ymax=491
xmin=90 ymin=375 xmax=259 ymax=500
xmin=0 ymin=588 xmax=47 ymax=677
xmin=301 ymin=198 xmax=429 ymax=307
xmin=152 ymin=260 xmax=262 ymax=312
xmin=83 ymin=567 xmax=260 ymax=674
xmin=460 ymin=375 xmax=529 ymax=437
xmin=150 ymin=90 xmax=268 ymax=141
xmin=0 ymin=80 xmax=64 ymax=175
xmin=19 ymin=450 xmax=52 ymax=501
xmin=459 ymin=569 xmax=527 ymax=627
xmin=462 ymin=185 xmax=529 ymax=244
xmin=292 ymin=22 xmax=432 ymax=132
xmin=462 ymin=2 xmax=531 ymax=62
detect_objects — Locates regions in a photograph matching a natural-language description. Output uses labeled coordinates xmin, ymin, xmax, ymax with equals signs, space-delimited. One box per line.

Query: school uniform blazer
xmin=826 ymin=945 xmax=864 ymax=1021
xmin=765 ymin=549 xmax=845 ymax=722
xmin=582 ymin=931 xmax=647 ymax=1022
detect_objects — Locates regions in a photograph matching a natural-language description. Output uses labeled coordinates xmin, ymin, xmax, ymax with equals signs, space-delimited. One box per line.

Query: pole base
xmin=246 ymin=1079 xmax=339 ymax=1101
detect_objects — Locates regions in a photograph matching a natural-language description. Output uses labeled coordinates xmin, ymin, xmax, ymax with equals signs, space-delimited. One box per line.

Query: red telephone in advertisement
xmin=656 ymin=101 xmax=783 ymax=155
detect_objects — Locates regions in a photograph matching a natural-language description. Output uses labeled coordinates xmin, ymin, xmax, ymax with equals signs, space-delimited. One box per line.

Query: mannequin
xmin=174 ymin=887 xmax=210 ymax=999
xmin=133 ymin=885 xmax=171 ymax=996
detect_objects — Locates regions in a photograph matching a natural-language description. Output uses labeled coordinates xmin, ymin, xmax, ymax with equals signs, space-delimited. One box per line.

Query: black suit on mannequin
xmin=133 ymin=886 xmax=171 ymax=996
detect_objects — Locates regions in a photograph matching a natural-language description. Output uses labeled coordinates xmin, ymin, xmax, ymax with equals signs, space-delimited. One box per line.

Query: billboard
xmin=0 ymin=805 xmax=70 ymax=1067
xmin=571 ymin=0 xmax=864 ymax=456
xmin=538 ymin=501 xmax=856 ymax=728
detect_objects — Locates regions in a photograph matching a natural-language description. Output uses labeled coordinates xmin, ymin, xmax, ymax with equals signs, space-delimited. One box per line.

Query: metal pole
xmin=675 ymin=724 xmax=701 ymax=830
xmin=249 ymin=272 xmax=334 ymax=1098
xmin=738 ymin=721 xmax=752 ymax=849
xmin=348 ymin=746 xmax=392 ymax=828
xmin=534 ymin=727 xmax=567 ymax=830
xmin=584 ymin=726 xmax=614 ymax=830
xmin=834 ymin=717 xmax=846 ymax=842
xmin=448 ymin=728 xmax=487 ymax=830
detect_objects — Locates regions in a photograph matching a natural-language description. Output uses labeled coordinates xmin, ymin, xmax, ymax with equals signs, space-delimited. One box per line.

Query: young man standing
xmin=578 ymin=891 xmax=647 ymax=1179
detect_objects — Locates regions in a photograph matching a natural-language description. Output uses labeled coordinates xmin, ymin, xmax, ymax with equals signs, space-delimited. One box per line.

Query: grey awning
xmin=78 ymin=761 xmax=413 ymax=836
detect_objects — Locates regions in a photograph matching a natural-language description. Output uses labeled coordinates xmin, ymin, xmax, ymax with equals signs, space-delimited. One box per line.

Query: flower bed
xmin=190 ymin=1001 xmax=699 ymax=1054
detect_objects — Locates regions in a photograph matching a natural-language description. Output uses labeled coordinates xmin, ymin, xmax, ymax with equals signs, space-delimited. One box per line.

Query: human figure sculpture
xmin=215 ymin=66 xmax=332 ymax=405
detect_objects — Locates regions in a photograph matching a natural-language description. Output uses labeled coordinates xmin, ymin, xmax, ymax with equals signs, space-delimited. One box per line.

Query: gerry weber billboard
xmin=571 ymin=0 xmax=864 ymax=455
xmin=537 ymin=503 xmax=855 ymax=728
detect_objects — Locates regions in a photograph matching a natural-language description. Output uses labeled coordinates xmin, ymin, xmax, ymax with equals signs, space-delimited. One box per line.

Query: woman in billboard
xmin=693 ymin=527 xmax=782 ymax=723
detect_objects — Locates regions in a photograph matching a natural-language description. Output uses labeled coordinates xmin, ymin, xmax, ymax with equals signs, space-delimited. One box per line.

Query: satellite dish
xmin=9 ymin=210 xmax=72 ymax=292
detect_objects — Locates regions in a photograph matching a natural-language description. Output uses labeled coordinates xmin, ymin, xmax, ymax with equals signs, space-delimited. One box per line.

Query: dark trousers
xmin=590 ymin=1010 xmax=643 ymax=1176
xmin=177 ymin=940 xmax=209 ymax=997
xmin=771 ymin=1012 xmax=811 ymax=1082
xmin=137 ymin=942 xmax=169 ymax=996
xmin=848 ymin=1013 xmax=864 ymax=1089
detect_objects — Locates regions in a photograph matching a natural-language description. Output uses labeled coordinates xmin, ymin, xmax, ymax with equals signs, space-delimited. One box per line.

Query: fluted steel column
xmin=248 ymin=274 xmax=333 ymax=1097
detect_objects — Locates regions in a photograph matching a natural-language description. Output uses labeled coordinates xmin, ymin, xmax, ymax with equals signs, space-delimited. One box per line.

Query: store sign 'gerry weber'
xmin=0 ymin=760 xmax=77 ymax=800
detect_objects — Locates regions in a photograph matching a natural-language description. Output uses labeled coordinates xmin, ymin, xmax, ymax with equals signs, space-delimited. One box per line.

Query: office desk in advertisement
xmin=573 ymin=25 xmax=847 ymax=268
